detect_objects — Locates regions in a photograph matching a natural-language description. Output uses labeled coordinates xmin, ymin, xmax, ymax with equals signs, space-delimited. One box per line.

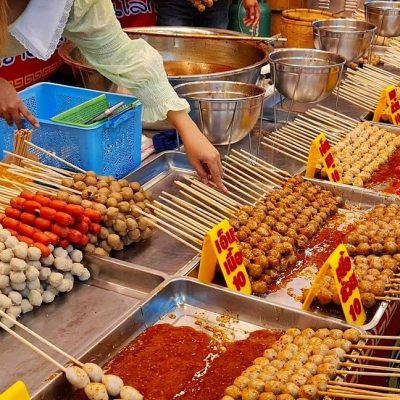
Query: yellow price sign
xmin=0 ymin=382 xmax=30 ymax=400
xmin=198 ymin=219 xmax=251 ymax=295
xmin=373 ymin=84 xmax=400 ymax=125
xmin=305 ymin=133 xmax=342 ymax=183
xmin=303 ymin=244 xmax=366 ymax=326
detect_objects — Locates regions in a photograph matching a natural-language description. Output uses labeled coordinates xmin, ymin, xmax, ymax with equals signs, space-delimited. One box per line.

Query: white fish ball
xmin=120 ymin=386 xmax=143 ymax=400
xmin=5 ymin=236 xmax=19 ymax=249
xmin=1 ymin=315 xmax=15 ymax=328
xmin=72 ymin=263 xmax=85 ymax=277
xmin=28 ymin=260 xmax=42 ymax=269
xmin=10 ymin=271 xmax=26 ymax=284
xmin=27 ymin=278 xmax=41 ymax=291
xmin=27 ymin=247 xmax=42 ymax=261
xmin=0 ymin=249 xmax=14 ymax=263
xmin=42 ymin=290 xmax=56 ymax=304
xmin=8 ymin=291 xmax=22 ymax=305
xmin=21 ymin=298 xmax=33 ymax=314
xmin=47 ymin=286 xmax=59 ymax=296
xmin=66 ymin=366 xmax=90 ymax=389
xmin=0 ymin=242 xmax=4 ymax=251
xmin=2 ymin=287 xmax=12 ymax=295
xmin=66 ymin=244 xmax=74 ymax=253
xmin=70 ymin=250 xmax=83 ymax=263
xmin=53 ymin=247 xmax=68 ymax=258
xmin=78 ymin=268 xmax=90 ymax=281
xmin=0 ymin=262 xmax=10 ymax=275
xmin=0 ymin=229 xmax=11 ymax=242
xmin=64 ymin=272 xmax=74 ymax=282
xmin=41 ymin=254 xmax=55 ymax=266
xmin=20 ymin=287 xmax=30 ymax=298
xmin=102 ymin=374 xmax=124 ymax=397
xmin=7 ymin=305 xmax=21 ymax=318
xmin=83 ymin=363 xmax=104 ymax=382
xmin=10 ymin=258 xmax=27 ymax=272
xmin=0 ymin=274 xmax=10 ymax=289
xmin=11 ymin=282 xmax=26 ymax=291
xmin=28 ymin=289 xmax=42 ymax=307
xmin=58 ymin=279 xmax=74 ymax=293
xmin=39 ymin=267 xmax=51 ymax=281
xmin=0 ymin=293 xmax=12 ymax=308
xmin=48 ymin=272 xmax=63 ymax=287
xmin=12 ymin=245 xmax=28 ymax=260
xmin=48 ymin=244 xmax=54 ymax=252
xmin=54 ymin=257 xmax=72 ymax=272
xmin=84 ymin=383 xmax=109 ymax=400
xmin=26 ymin=265 xmax=40 ymax=282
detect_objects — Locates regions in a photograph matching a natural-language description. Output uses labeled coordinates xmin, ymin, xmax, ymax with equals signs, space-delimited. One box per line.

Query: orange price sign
xmin=198 ymin=219 xmax=251 ymax=295
xmin=303 ymin=244 xmax=366 ymax=326
xmin=305 ymin=132 xmax=342 ymax=183
xmin=373 ymin=85 xmax=400 ymax=125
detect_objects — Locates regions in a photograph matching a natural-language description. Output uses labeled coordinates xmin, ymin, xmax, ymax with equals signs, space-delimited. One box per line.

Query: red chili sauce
xmin=74 ymin=324 xmax=281 ymax=400
xmin=365 ymin=147 xmax=400 ymax=194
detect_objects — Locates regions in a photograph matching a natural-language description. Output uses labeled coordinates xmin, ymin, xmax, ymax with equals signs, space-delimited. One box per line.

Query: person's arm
xmin=242 ymin=0 xmax=260 ymax=27
xmin=64 ymin=0 xmax=224 ymax=189
xmin=0 ymin=77 xmax=39 ymax=129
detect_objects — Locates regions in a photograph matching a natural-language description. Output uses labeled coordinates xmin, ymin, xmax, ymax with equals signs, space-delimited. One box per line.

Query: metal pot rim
xmin=173 ymin=80 xmax=266 ymax=102
xmin=365 ymin=1 xmax=400 ymax=11
xmin=268 ymin=48 xmax=346 ymax=69
xmin=312 ymin=19 xmax=377 ymax=34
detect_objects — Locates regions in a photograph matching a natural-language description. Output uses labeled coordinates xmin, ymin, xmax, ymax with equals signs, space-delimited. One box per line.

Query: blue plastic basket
xmin=0 ymin=83 xmax=143 ymax=178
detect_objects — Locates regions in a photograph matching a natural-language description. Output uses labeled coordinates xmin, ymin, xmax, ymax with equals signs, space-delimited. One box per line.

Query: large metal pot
xmin=174 ymin=81 xmax=265 ymax=145
xmin=269 ymin=48 xmax=345 ymax=103
xmin=365 ymin=1 xmax=400 ymax=37
xmin=58 ymin=27 xmax=269 ymax=93
xmin=313 ymin=19 xmax=376 ymax=64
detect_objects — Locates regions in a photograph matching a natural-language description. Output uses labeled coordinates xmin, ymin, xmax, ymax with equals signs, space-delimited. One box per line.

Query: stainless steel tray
xmin=33 ymin=277 xmax=359 ymax=400
xmin=360 ymin=110 xmax=400 ymax=133
xmin=107 ymin=151 xmax=199 ymax=277
xmin=0 ymin=258 xmax=165 ymax=396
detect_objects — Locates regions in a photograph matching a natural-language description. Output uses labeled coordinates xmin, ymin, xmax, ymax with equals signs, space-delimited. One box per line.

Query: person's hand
xmin=242 ymin=0 xmax=260 ymax=27
xmin=167 ymin=110 xmax=226 ymax=191
xmin=0 ymin=78 xmax=40 ymax=129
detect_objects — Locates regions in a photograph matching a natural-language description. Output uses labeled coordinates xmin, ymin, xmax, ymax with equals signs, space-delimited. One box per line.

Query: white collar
xmin=9 ymin=0 xmax=74 ymax=60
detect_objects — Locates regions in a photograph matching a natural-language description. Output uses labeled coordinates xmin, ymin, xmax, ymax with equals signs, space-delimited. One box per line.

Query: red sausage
xmin=49 ymin=200 xmax=67 ymax=212
xmin=20 ymin=191 xmax=35 ymax=200
xmin=32 ymin=242 xmax=50 ymax=258
xmin=35 ymin=217 xmax=52 ymax=231
xmin=54 ymin=212 xmax=74 ymax=227
xmin=33 ymin=194 xmax=51 ymax=207
xmin=23 ymin=200 xmax=42 ymax=213
xmin=32 ymin=231 xmax=51 ymax=246
xmin=40 ymin=207 xmax=57 ymax=221
xmin=20 ymin=212 xmax=36 ymax=226
xmin=2 ymin=217 xmax=20 ymax=231
xmin=5 ymin=207 xmax=21 ymax=220
xmin=18 ymin=223 xmax=36 ymax=237
xmin=17 ymin=235 xmax=34 ymax=245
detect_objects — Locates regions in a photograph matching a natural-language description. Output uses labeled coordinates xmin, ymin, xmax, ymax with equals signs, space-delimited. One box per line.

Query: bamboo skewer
xmin=336 ymin=369 xmax=400 ymax=377
xmin=178 ymin=190 xmax=227 ymax=220
xmin=25 ymin=141 xmax=86 ymax=173
xmin=320 ymin=390 xmax=393 ymax=400
xmin=0 ymin=310 xmax=84 ymax=368
xmin=262 ymin=138 xmax=309 ymax=161
xmin=376 ymin=296 xmax=400 ymax=301
xmin=0 ymin=322 xmax=66 ymax=372
xmin=361 ymin=334 xmax=400 ymax=340
xmin=262 ymin=142 xmax=308 ymax=163
xmin=223 ymin=172 xmax=267 ymax=198
xmin=341 ymin=361 xmax=400 ymax=373
xmin=328 ymin=380 xmax=400 ymax=394
xmin=220 ymin=178 xmax=261 ymax=203
xmin=265 ymin=133 xmax=310 ymax=154
xmin=327 ymin=385 xmax=399 ymax=398
xmin=353 ymin=344 xmax=400 ymax=351
xmin=344 ymin=354 xmax=400 ymax=365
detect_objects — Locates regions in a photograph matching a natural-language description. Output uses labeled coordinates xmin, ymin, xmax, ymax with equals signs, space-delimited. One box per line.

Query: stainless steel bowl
xmin=365 ymin=1 xmax=400 ymax=37
xmin=268 ymin=48 xmax=346 ymax=103
xmin=58 ymin=27 xmax=269 ymax=93
xmin=174 ymin=81 xmax=265 ymax=145
xmin=313 ymin=19 xmax=376 ymax=64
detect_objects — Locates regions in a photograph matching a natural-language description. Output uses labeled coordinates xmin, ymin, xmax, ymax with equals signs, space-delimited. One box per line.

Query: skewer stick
xmin=25 ymin=141 xmax=86 ymax=173
xmin=238 ymin=149 xmax=291 ymax=176
xmin=327 ymin=385 xmax=399 ymax=398
xmin=262 ymin=138 xmax=309 ymax=161
xmin=178 ymin=190 xmax=227 ymax=220
xmin=133 ymin=206 xmax=203 ymax=245
xmin=341 ymin=361 xmax=400 ymax=372
xmin=353 ymin=343 xmax=400 ymax=351
xmin=0 ymin=310 xmax=84 ymax=367
xmin=147 ymin=218 xmax=201 ymax=252
xmin=360 ymin=333 xmax=400 ymax=340
xmin=175 ymin=181 xmax=235 ymax=216
xmin=265 ymin=133 xmax=310 ymax=153
xmin=219 ymin=178 xmax=261 ymax=203
xmin=161 ymin=192 xmax=220 ymax=223
xmin=320 ymin=390 xmax=393 ymax=400
xmin=223 ymin=171 xmax=267 ymax=198
xmin=328 ymin=380 xmax=400 ymax=394
xmin=336 ymin=369 xmax=400 ymax=377
xmin=0 ymin=322 xmax=66 ymax=372
xmin=261 ymin=142 xmax=307 ymax=163
xmin=376 ymin=296 xmax=400 ymax=301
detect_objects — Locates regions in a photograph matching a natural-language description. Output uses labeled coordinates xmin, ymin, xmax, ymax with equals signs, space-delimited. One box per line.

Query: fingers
xmin=207 ymin=152 xmax=227 ymax=192
xmin=10 ymin=108 xmax=23 ymax=130
xmin=20 ymin=103 xmax=40 ymax=128
xmin=243 ymin=5 xmax=260 ymax=27
xmin=192 ymin=159 xmax=210 ymax=185
xmin=1 ymin=111 xmax=14 ymax=126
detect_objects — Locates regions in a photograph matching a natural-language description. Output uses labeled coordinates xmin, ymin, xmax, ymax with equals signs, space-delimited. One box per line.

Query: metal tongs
xmin=86 ymin=101 xmax=126 ymax=124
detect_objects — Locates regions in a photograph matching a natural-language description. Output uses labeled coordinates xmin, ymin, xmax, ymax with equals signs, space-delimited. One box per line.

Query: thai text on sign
xmin=305 ymin=133 xmax=342 ymax=183
xmin=303 ymin=244 xmax=366 ymax=326
xmin=198 ymin=219 xmax=251 ymax=294
xmin=373 ymin=84 xmax=400 ymax=125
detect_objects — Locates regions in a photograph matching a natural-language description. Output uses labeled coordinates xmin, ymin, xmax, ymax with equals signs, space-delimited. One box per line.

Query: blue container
xmin=0 ymin=83 xmax=142 ymax=178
